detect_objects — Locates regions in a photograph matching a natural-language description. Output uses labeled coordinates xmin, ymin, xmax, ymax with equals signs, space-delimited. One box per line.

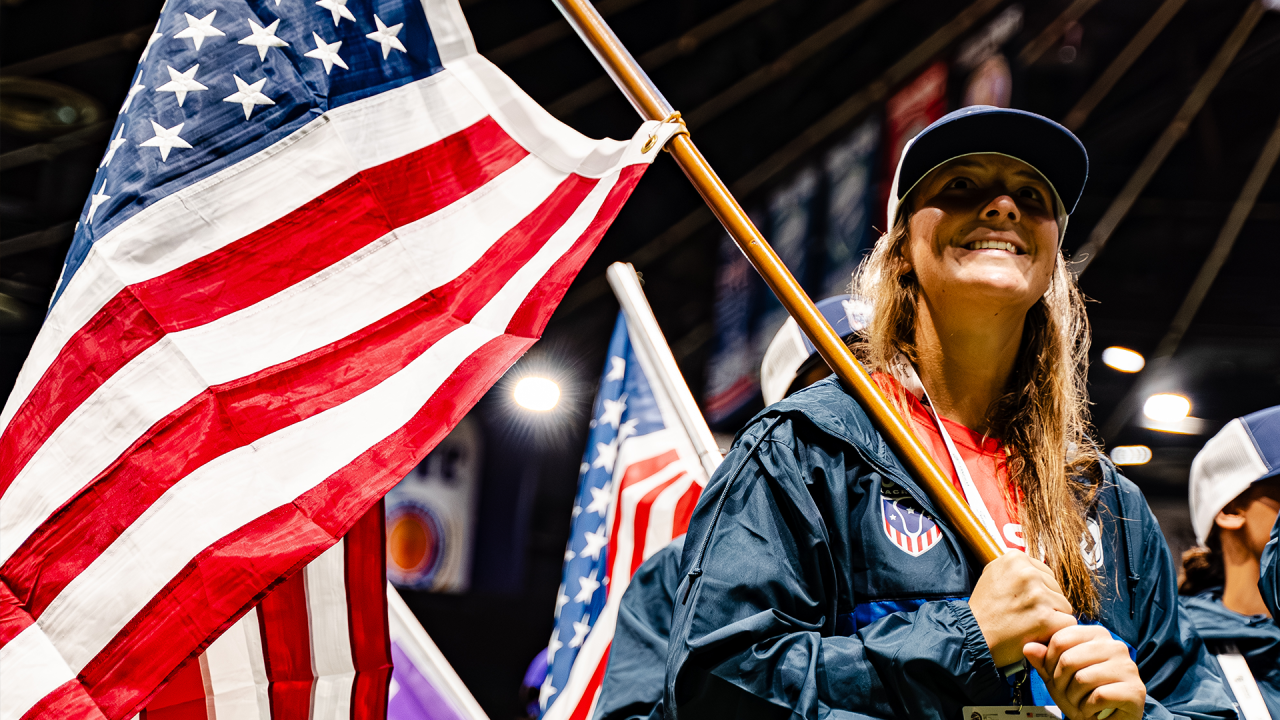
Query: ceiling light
xmin=1110 ymin=445 xmax=1152 ymax=466
xmin=514 ymin=377 xmax=560 ymax=411
xmin=1101 ymin=347 xmax=1145 ymax=373
xmin=1144 ymin=394 xmax=1190 ymax=423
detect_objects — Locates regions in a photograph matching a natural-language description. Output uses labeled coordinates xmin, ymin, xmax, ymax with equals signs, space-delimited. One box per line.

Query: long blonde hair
xmin=852 ymin=214 xmax=1103 ymax=616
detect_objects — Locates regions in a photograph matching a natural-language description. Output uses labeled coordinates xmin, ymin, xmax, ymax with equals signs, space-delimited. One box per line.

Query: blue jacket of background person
xmin=664 ymin=375 xmax=1233 ymax=720
xmin=595 ymin=535 xmax=686 ymax=720
xmin=1180 ymin=588 xmax=1280 ymax=718
xmin=1264 ymin=516 xmax=1279 ymax=628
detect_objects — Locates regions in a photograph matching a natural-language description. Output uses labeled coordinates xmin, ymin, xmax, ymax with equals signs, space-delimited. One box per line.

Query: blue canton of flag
xmin=65 ymin=0 xmax=440 ymax=305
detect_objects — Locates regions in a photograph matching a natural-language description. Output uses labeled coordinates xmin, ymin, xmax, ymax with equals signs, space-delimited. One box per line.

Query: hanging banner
xmin=703 ymin=232 xmax=760 ymax=428
xmin=822 ymin=116 xmax=881 ymax=295
xmin=386 ymin=415 xmax=484 ymax=593
xmin=755 ymin=167 xmax=820 ymax=364
xmin=881 ymin=61 xmax=948 ymax=228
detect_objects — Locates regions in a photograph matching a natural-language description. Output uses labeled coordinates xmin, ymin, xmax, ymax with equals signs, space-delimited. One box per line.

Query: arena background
xmin=3 ymin=0 xmax=1280 ymax=714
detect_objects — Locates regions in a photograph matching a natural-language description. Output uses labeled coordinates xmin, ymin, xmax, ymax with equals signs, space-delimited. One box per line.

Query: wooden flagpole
xmin=552 ymin=0 xmax=1004 ymax=564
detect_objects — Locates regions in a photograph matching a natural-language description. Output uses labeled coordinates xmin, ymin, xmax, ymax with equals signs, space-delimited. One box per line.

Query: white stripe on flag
xmin=35 ymin=172 xmax=622 ymax=674
xmin=203 ymin=609 xmax=272 ymax=720
xmin=306 ymin=540 xmax=356 ymax=720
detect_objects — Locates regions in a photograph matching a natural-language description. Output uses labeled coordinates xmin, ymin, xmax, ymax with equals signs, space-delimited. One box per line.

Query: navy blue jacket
xmin=1263 ymin=516 xmax=1279 ymax=624
xmin=665 ymin=376 xmax=1233 ymax=719
xmin=1181 ymin=589 xmax=1280 ymax=717
xmin=595 ymin=536 xmax=686 ymax=720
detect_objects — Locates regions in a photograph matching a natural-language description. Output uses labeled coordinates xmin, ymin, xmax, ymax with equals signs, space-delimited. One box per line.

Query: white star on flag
xmin=554 ymin=587 xmax=570 ymax=616
xmin=569 ymin=618 xmax=592 ymax=648
xmin=606 ymin=356 xmax=626 ymax=381
xmin=563 ymin=547 xmax=575 ymax=561
xmin=618 ymin=418 xmax=640 ymax=444
xmin=365 ymin=15 xmax=407 ymax=59
xmin=120 ymin=83 xmax=146 ymax=113
xmin=580 ymin=527 xmax=608 ymax=560
xmin=539 ymin=675 xmax=556 ymax=710
xmin=173 ymin=10 xmax=225 ymax=51
xmin=598 ymin=395 xmax=626 ymax=429
xmin=140 ymin=120 xmax=192 ymax=161
xmin=223 ymin=75 xmax=274 ymax=120
xmin=547 ymin=628 xmax=563 ymax=663
xmin=86 ymin=180 xmax=111 ymax=223
xmin=316 ymin=0 xmax=356 ymax=26
xmin=156 ymin=64 xmax=207 ymax=107
xmin=592 ymin=438 xmax=619 ymax=472
xmin=573 ymin=574 xmax=601 ymax=603
xmin=579 ymin=462 xmax=590 ymax=475
xmin=238 ymin=18 xmax=289 ymax=61
xmin=585 ymin=486 xmax=610 ymax=516
xmin=305 ymin=32 xmax=348 ymax=74
xmin=141 ymin=29 xmax=164 ymax=61
xmin=100 ymin=126 xmax=127 ymax=168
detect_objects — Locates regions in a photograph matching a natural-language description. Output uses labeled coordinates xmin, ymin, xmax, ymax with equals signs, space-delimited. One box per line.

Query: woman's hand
xmin=969 ymin=552 xmax=1077 ymax=667
xmin=1024 ymin=625 xmax=1145 ymax=720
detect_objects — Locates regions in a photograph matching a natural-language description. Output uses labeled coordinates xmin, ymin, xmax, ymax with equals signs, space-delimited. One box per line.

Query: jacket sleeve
xmin=1120 ymin=481 xmax=1235 ymax=720
xmin=1262 ymin=513 xmax=1279 ymax=621
xmin=664 ymin=418 xmax=1008 ymax=720
xmin=595 ymin=536 xmax=687 ymax=720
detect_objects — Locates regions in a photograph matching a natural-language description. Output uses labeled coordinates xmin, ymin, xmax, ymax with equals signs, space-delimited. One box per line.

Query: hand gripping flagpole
xmin=552 ymin=0 xmax=1004 ymax=565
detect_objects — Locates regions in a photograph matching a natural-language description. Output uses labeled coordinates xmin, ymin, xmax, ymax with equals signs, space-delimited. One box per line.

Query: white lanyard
xmin=1216 ymin=652 xmax=1274 ymax=720
xmin=896 ymin=358 xmax=1009 ymax=551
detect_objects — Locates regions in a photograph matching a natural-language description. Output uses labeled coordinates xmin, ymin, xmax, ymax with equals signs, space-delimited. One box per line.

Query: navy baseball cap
xmin=886 ymin=106 xmax=1089 ymax=243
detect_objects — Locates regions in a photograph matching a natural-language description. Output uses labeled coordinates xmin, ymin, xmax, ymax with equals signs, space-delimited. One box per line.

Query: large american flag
xmin=540 ymin=313 xmax=709 ymax=720
xmin=0 ymin=0 xmax=675 ymax=716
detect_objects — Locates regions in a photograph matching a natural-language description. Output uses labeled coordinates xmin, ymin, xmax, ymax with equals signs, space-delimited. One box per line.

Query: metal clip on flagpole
xmin=553 ymin=0 xmax=1003 ymax=565
xmin=606 ymin=262 xmax=723 ymax=478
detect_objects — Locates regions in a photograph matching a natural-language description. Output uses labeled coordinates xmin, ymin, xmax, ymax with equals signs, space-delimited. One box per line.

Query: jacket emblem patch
xmin=880 ymin=479 xmax=942 ymax=557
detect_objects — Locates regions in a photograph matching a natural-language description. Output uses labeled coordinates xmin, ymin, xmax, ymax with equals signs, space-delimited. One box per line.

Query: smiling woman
xmin=666 ymin=106 xmax=1232 ymax=720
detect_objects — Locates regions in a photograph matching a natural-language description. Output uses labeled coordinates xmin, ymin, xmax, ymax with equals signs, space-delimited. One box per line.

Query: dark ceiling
xmin=3 ymin=0 xmax=1280 ymax=712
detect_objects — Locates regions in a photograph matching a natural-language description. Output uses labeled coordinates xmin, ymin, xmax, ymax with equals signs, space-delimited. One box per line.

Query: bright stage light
xmin=1144 ymin=394 xmax=1190 ymax=423
xmin=1101 ymin=347 xmax=1145 ymax=373
xmin=514 ymin=377 xmax=560 ymax=411
xmin=1110 ymin=445 xmax=1152 ymax=466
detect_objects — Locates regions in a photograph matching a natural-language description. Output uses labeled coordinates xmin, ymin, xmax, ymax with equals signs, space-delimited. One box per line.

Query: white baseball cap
xmin=1188 ymin=405 xmax=1280 ymax=545
xmin=761 ymin=295 xmax=869 ymax=406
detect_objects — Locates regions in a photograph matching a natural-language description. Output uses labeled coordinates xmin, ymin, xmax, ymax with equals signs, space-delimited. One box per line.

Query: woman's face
xmin=904 ymin=154 xmax=1060 ymax=317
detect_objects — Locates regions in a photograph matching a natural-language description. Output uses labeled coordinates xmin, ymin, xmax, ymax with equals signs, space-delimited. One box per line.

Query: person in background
xmin=1180 ymin=405 xmax=1280 ymax=717
xmin=593 ymin=298 xmax=863 ymax=720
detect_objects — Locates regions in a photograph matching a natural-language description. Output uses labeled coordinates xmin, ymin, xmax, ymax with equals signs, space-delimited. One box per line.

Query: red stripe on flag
xmin=259 ymin=575 xmax=314 ymax=720
xmin=5 ymin=175 xmax=599 ymax=620
xmin=345 ymin=502 xmax=392 ymax=720
xmin=17 ymin=679 xmax=108 ymax=720
xmin=0 ymin=116 xmax=524 ymax=496
xmin=605 ymin=450 xmax=680 ymax=584
xmin=566 ymin=642 xmax=611 ymax=720
xmin=139 ymin=660 xmax=207 ymax=720
xmin=628 ymin=473 xmax=684 ymax=579
xmin=0 ymin=581 xmax=34 ymax=645
xmin=671 ymin=482 xmax=700 ymax=538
